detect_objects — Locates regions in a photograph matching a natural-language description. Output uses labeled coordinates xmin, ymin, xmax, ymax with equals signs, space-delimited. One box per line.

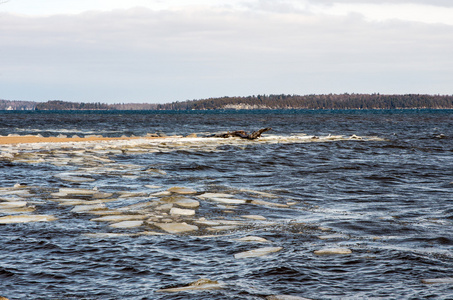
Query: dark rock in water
xmin=214 ymin=128 xmax=272 ymax=139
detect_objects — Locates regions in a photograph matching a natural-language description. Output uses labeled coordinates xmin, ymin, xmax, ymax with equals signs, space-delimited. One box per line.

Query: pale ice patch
xmin=234 ymin=247 xmax=283 ymax=259
xmin=109 ymin=220 xmax=144 ymax=228
xmin=0 ymin=214 xmax=57 ymax=224
xmin=313 ymin=248 xmax=352 ymax=255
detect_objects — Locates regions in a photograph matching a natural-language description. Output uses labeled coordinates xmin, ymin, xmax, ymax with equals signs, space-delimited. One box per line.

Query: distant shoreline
xmin=1 ymin=93 xmax=452 ymax=110
xmin=1 ymin=107 xmax=452 ymax=112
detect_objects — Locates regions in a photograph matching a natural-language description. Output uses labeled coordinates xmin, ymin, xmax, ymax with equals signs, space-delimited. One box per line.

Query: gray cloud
xmin=1 ymin=7 xmax=452 ymax=102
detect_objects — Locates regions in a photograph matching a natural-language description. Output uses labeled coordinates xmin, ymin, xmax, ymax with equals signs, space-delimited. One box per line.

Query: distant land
xmin=1 ymin=94 xmax=452 ymax=111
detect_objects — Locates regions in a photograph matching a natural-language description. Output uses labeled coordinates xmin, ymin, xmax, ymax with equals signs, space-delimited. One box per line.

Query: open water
xmin=0 ymin=109 xmax=452 ymax=299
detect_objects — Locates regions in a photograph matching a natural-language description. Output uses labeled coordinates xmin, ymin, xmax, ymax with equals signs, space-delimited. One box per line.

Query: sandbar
xmin=0 ymin=135 xmax=161 ymax=145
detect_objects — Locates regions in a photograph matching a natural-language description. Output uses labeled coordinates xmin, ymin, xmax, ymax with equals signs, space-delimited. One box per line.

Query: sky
xmin=1 ymin=0 xmax=452 ymax=103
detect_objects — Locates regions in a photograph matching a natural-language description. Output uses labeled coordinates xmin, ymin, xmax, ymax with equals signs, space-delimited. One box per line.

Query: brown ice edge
xmin=0 ymin=135 xmax=164 ymax=145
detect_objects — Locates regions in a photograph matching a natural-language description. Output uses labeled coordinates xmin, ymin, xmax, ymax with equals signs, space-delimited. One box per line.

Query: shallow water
xmin=0 ymin=109 xmax=452 ymax=299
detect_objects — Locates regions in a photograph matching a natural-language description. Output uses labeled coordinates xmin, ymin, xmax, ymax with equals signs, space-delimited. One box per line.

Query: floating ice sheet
xmin=234 ymin=247 xmax=283 ymax=259
xmin=0 ymin=214 xmax=57 ymax=224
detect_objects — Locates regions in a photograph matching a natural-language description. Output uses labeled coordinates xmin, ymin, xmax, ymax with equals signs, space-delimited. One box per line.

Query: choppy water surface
xmin=0 ymin=110 xmax=452 ymax=300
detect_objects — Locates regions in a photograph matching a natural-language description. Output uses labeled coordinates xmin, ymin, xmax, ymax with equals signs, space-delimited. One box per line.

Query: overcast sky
xmin=1 ymin=0 xmax=452 ymax=103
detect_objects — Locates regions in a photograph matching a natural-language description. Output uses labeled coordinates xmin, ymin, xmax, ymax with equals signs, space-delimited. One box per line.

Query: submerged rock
xmin=0 ymin=215 xmax=57 ymax=224
xmin=157 ymin=278 xmax=222 ymax=293
xmin=234 ymin=247 xmax=283 ymax=259
xmin=314 ymin=248 xmax=352 ymax=255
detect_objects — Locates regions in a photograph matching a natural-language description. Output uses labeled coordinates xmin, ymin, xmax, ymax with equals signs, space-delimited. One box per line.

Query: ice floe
xmin=154 ymin=222 xmax=199 ymax=234
xmin=0 ymin=201 xmax=27 ymax=208
xmin=317 ymin=234 xmax=349 ymax=240
xmin=241 ymin=215 xmax=267 ymax=220
xmin=211 ymin=197 xmax=247 ymax=204
xmin=234 ymin=236 xmax=271 ymax=243
xmin=170 ymin=207 xmax=196 ymax=216
xmin=314 ymin=248 xmax=352 ymax=255
xmin=0 ymin=133 xmax=386 ymax=244
xmin=71 ymin=204 xmax=106 ymax=213
xmin=90 ymin=215 xmax=148 ymax=222
xmin=266 ymin=295 xmax=313 ymax=300
xmin=167 ymin=186 xmax=197 ymax=195
xmin=173 ymin=198 xmax=200 ymax=208
xmin=251 ymin=199 xmax=289 ymax=208
xmin=0 ymin=214 xmax=57 ymax=224
xmin=234 ymin=247 xmax=283 ymax=259
xmin=0 ymin=206 xmax=36 ymax=214
xmin=157 ymin=278 xmax=223 ymax=292
xmin=58 ymin=188 xmax=98 ymax=196
xmin=421 ymin=277 xmax=453 ymax=284
xmin=109 ymin=220 xmax=144 ymax=228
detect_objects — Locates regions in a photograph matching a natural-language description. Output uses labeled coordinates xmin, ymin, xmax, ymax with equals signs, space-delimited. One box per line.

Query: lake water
xmin=0 ymin=109 xmax=452 ymax=299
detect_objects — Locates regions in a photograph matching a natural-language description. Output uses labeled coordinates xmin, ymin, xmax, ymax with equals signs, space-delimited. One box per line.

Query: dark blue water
xmin=0 ymin=110 xmax=452 ymax=299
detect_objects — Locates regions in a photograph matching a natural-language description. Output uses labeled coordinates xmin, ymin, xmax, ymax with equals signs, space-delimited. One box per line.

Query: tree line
xmin=2 ymin=94 xmax=453 ymax=111
xmin=156 ymin=94 xmax=453 ymax=110
xmin=33 ymin=100 xmax=158 ymax=110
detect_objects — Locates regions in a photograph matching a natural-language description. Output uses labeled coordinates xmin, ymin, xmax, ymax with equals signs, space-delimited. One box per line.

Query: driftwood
xmin=214 ymin=128 xmax=272 ymax=140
